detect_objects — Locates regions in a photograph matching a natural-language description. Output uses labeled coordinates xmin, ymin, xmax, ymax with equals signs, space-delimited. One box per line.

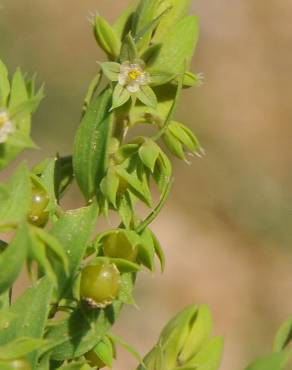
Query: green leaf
xmin=92 ymin=336 xmax=114 ymax=367
xmin=273 ymin=318 xmax=292 ymax=352
xmin=10 ymin=95 xmax=44 ymax=121
xmin=141 ymin=44 xmax=162 ymax=66
xmin=0 ymin=162 xmax=31 ymax=225
xmin=153 ymin=150 xmax=172 ymax=193
xmin=138 ymin=139 xmax=160 ymax=172
xmin=0 ymin=59 xmax=10 ymax=106
xmin=149 ymin=70 xmax=176 ymax=86
xmin=100 ymin=62 xmax=120 ymax=82
xmin=153 ymin=0 xmax=192 ymax=42
xmin=117 ymin=192 xmax=134 ymax=228
xmin=115 ymin=166 xmax=152 ymax=206
xmin=54 ymin=155 xmax=74 ymax=201
xmin=138 ymin=344 xmax=165 ymax=370
xmin=33 ymin=227 xmax=69 ymax=275
xmin=113 ymin=2 xmax=136 ymax=40
xmin=112 ymin=84 xmax=131 ymax=110
xmin=28 ymin=231 xmax=57 ymax=284
xmin=73 ymin=88 xmax=113 ymax=201
xmin=120 ymin=34 xmax=138 ymax=62
xmin=100 ymin=167 xmax=120 ymax=208
xmin=148 ymin=16 xmax=199 ymax=76
xmin=137 ymin=85 xmax=157 ymax=108
xmin=180 ymin=305 xmax=213 ymax=362
xmin=139 ymin=228 xmax=156 ymax=271
xmin=94 ymin=16 xmax=121 ymax=59
xmin=0 ymin=223 xmax=28 ymax=294
xmin=150 ymin=229 xmax=165 ymax=272
xmin=83 ymin=72 xmax=102 ymax=113
xmin=134 ymin=6 xmax=171 ymax=50
xmin=245 ymin=352 xmax=290 ymax=370
xmin=132 ymin=0 xmax=157 ymax=50
xmin=184 ymin=337 xmax=224 ymax=370
xmin=6 ymin=130 xmax=38 ymax=149
xmin=108 ymin=258 xmax=140 ymax=273
xmin=50 ymin=204 xmax=98 ymax=300
xmin=0 ymin=337 xmax=45 ymax=360
xmin=109 ymin=332 xmax=143 ymax=363
xmin=9 ymin=68 xmax=30 ymax=134
xmin=0 ymin=277 xmax=53 ymax=368
xmin=34 ymin=157 xmax=58 ymax=214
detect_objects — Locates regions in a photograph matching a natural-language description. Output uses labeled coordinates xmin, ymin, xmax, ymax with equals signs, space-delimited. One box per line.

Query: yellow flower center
xmin=0 ymin=113 xmax=8 ymax=129
xmin=128 ymin=69 xmax=143 ymax=81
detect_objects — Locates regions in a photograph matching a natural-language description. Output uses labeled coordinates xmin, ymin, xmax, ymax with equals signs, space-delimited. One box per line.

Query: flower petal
xmin=127 ymin=82 xmax=140 ymax=93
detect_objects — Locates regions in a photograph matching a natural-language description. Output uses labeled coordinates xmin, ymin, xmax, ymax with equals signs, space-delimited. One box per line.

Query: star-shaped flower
xmin=100 ymin=58 xmax=173 ymax=111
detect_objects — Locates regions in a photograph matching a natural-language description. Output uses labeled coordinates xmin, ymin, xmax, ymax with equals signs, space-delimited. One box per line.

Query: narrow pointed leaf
xmin=137 ymin=85 xmax=157 ymax=108
xmin=0 ymin=223 xmax=28 ymax=294
xmin=112 ymin=84 xmax=131 ymax=110
xmin=73 ymin=88 xmax=113 ymax=200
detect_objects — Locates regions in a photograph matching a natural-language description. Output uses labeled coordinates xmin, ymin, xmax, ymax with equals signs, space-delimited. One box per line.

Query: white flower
xmin=118 ymin=60 xmax=150 ymax=93
xmin=0 ymin=109 xmax=15 ymax=144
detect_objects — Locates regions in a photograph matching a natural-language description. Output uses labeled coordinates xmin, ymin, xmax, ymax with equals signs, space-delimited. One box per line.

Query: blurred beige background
xmin=1 ymin=1 xmax=292 ymax=369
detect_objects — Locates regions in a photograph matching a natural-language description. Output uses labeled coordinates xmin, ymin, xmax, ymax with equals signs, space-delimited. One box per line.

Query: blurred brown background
xmin=1 ymin=1 xmax=292 ymax=369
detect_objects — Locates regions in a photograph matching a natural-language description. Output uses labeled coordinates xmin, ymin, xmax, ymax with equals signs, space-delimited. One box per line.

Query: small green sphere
xmin=80 ymin=262 xmax=121 ymax=308
xmin=27 ymin=186 xmax=49 ymax=227
xmin=103 ymin=232 xmax=138 ymax=262
xmin=85 ymin=350 xmax=106 ymax=369
xmin=2 ymin=358 xmax=32 ymax=370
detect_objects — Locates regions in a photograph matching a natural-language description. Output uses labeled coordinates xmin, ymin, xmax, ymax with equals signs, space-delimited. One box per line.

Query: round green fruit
xmin=103 ymin=232 xmax=138 ymax=262
xmin=27 ymin=186 xmax=49 ymax=227
xmin=1 ymin=358 xmax=32 ymax=370
xmin=85 ymin=350 xmax=105 ymax=369
xmin=80 ymin=262 xmax=121 ymax=308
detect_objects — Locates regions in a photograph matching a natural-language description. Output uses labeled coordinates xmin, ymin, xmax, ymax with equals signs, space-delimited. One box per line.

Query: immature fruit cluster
xmin=80 ymin=262 xmax=121 ymax=308
xmin=27 ymin=186 xmax=49 ymax=227
xmin=2 ymin=358 xmax=32 ymax=370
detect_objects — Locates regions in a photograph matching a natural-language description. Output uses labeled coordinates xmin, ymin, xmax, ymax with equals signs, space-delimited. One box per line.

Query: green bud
xmin=102 ymin=229 xmax=139 ymax=262
xmin=179 ymin=304 xmax=213 ymax=363
xmin=159 ymin=305 xmax=197 ymax=369
xmin=94 ymin=16 xmax=121 ymax=59
xmin=168 ymin=121 xmax=202 ymax=155
xmin=120 ymin=34 xmax=138 ymax=63
xmin=138 ymin=138 xmax=161 ymax=172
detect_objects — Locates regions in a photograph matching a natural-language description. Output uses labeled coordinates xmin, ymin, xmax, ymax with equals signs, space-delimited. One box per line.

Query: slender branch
xmin=136 ymin=178 xmax=173 ymax=234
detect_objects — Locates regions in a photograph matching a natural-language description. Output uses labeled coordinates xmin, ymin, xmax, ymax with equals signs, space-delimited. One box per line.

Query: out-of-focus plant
xmin=0 ymin=1 xmax=289 ymax=369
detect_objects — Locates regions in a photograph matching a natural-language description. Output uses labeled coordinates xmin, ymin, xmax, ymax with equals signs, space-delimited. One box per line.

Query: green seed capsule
xmin=1 ymin=358 xmax=32 ymax=370
xmin=103 ymin=232 xmax=138 ymax=262
xmin=27 ymin=186 xmax=49 ymax=227
xmin=80 ymin=262 xmax=121 ymax=308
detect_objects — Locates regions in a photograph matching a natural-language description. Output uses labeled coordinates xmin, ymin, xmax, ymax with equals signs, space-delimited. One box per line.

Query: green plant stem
xmin=136 ymin=178 xmax=173 ymax=234
xmin=152 ymin=64 xmax=186 ymax=141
